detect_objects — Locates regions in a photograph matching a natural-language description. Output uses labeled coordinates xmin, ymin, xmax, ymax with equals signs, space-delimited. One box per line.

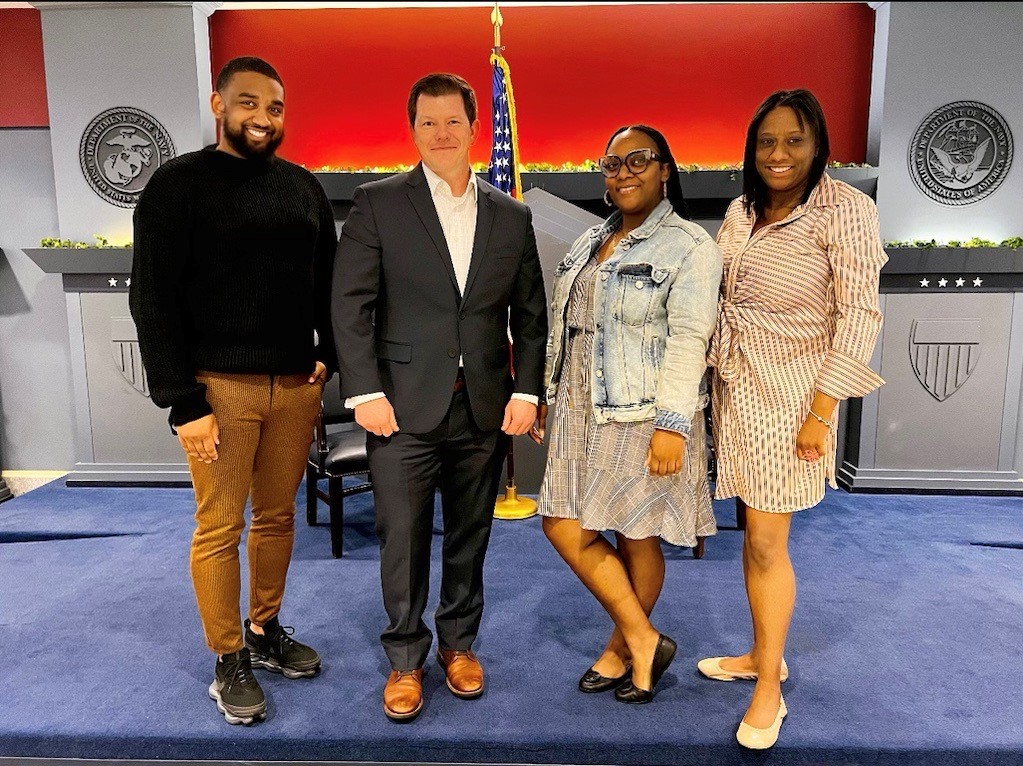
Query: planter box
xmin=314 ymin=172 xmax=394 ymax=201
xmin=313 ymin=167 xmax=878 ymax=203
xmin=24 ymin=247 xmax=133 ymax=275
xmin=882 ymin=247 xmax=1023 ymax=275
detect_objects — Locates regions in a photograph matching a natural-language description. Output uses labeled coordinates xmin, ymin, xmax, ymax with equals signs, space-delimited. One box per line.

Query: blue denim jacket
xmin=543 ymin=199 xmax=722 ymax=437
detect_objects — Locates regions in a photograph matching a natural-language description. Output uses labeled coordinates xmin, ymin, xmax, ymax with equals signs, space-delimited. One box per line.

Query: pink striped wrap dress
xmin=709 ymin=174 xmax=887 ymax=513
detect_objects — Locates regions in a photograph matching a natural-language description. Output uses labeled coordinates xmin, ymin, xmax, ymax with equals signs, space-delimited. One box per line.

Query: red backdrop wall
xmin=210 ymin=4 xmax=875 ymax=169
xmin=0 ymin=9 xmax=49 ymax=127
xmin=2 ymin=4 xmax=875 ymax=164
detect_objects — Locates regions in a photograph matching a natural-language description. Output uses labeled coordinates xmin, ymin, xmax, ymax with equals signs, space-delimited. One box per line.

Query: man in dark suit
xmin=332 ymin=73 xmax=547 ymax=721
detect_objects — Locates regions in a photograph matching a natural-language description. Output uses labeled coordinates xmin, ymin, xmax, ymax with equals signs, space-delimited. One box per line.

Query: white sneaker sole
xmin=248 ymin=651 xmax=320 ymax=679
xmin=208 ymin=681 xmax=266 ymax=725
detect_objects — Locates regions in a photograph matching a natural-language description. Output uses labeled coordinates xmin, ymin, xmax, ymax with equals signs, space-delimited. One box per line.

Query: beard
xmin=222 ymin=118 xmax=284 ymax=160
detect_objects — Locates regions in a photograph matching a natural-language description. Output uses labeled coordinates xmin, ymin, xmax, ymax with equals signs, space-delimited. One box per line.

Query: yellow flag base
xmin=494 ymin=481 xmax=537 ymax=520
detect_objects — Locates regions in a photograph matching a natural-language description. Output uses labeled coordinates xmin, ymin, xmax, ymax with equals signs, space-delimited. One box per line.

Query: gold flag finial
xmin=491 ymin=3 xmax=503 ymax=51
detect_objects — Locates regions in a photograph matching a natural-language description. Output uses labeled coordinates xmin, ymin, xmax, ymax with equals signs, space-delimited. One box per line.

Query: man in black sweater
xmin=130 ymin=57 xmax=336 ymax=725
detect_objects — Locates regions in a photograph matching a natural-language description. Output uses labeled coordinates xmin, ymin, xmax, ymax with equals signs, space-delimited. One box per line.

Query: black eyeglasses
xmin=597 ymin=148 xmax=665 ymax=178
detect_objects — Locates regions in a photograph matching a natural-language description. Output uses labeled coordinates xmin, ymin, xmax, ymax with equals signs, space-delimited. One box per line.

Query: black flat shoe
xmin=614 ymin=635 xmax=677 ymax=704
xmin=578 ymin=665 xmax=631 ymax=693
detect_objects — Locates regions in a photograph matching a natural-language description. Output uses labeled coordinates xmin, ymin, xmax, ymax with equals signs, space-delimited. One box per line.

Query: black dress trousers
xmin=367 ymin=384 xmax=510 ymax=671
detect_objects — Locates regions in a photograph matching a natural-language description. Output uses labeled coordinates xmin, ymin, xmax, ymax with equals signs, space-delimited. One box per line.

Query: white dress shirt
xmin=345 ymin=165 xmax=537 ymax=410
xmin=423 ymin=162 xmax=478 ymax=296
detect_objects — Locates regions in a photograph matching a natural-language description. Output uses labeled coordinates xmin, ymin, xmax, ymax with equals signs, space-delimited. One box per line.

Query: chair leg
xmin=735 ymin=497 xmax=747 ymax=531
xmin=328 ymin=476 xmax=345 ymax=559
xmin=692 ymin=536 xmax=706 ymax=560
xmin=306 ymin=465 xmax=318 ymax=526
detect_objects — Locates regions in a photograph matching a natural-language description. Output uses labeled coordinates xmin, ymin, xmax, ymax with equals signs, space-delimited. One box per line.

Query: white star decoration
xmin=973 ymin=277 xmax=983 ymax=287
xmin=956 ymin=278 xmax=965 ymax=287
xmin=938 ymin=278 xmax=948 ymax=287
xmin=125 ymin=278 xmax=131 ymax=287
xmin=108 ymin=278 xmax=118 ymax=287
xmin=919 ymin=278 xmax=930 ymax=287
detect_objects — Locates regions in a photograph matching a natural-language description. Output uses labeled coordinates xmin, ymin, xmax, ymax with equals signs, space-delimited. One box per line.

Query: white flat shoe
xmin=736 ymin=694 xmax=787 ymax=750
xmin=697 ymin=656 xmax=789 ymax=682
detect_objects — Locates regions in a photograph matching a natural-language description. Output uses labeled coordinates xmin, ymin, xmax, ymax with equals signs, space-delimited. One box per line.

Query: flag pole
xmin=491 ymin=2 xmax=502 ymax=51
xmin=491 ymin=2 xmax=537 ymax=521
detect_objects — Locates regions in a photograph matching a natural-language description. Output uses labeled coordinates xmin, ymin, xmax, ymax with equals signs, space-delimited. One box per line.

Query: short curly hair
xmin=215 ymin=56 xmax=284 ymax=93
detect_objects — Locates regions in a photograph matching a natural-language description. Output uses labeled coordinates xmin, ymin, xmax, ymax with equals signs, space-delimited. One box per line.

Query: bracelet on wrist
xmin=808 ymin=409 xmax=834 ymax=429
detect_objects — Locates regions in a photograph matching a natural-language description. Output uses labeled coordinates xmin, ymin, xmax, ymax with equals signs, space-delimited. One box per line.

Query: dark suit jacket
xmin=332 ymin=164 xmax=548 ymax=434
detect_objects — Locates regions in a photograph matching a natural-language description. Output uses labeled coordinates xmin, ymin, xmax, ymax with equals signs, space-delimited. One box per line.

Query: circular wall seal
xmin=79 ymin=107 xmax=176 ymax=208
xmin=908 ymin=101 xmax=1012 ymax=207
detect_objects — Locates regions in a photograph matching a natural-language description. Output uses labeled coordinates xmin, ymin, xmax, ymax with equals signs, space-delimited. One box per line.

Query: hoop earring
xmin=604 ymin=190 xmax=614 ymax=207
xmin=663 ymin=182 xmax=668 ymax=198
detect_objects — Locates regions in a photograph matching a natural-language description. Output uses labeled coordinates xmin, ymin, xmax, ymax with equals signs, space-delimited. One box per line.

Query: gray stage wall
xmin=39 ymin=2 xmax=215 ymax=242
xmin=2 ymin=1 xmax=1022 ymax=479
xmin=875 ymin=2 xmax=1023 ymax=242
xmin=0 ymin=128 xmax=75 ymax=470
xmin=0 ymin=1 xmax=215 ymax=473
xmin=855 ymin=1 xmax=1023 ymax=488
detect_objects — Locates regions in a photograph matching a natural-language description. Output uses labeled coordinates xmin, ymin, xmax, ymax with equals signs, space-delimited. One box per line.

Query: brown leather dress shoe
xmin=383 ymin=668 xmax=424 ymax=721
xmin=437 ymin=648 xmax=484 ymax=699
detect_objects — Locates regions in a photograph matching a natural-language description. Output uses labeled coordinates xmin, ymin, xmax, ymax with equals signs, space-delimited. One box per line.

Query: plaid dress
xmin=537 ymin=255 xmax=716 ymax=547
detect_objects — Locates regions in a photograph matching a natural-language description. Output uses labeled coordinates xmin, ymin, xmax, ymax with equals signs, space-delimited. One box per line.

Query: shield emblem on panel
xmin=909 ymin=319 xmax=980 ymax=402
xmin=111 ymin=317 xmax=150 ymax=397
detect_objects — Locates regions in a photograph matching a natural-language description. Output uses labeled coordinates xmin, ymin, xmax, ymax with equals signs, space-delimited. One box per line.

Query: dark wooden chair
xmin=693 ymin=392 xmax=717 ymax=559
xmin=305 ymin=377 xmax=372 ymax=558
xmin=701 ymin=385 xmax=747 ymax=535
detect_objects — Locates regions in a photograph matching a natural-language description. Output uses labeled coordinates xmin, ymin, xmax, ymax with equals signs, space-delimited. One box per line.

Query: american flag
xmin=487 ymin=53 xmax=522 ymax=200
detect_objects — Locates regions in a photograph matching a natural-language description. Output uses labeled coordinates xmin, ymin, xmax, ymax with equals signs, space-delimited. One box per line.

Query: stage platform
xmin=0 ymin=481 xmax=1021 ymax=766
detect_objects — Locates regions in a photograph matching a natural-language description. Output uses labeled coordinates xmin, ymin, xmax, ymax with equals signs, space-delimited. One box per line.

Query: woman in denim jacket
xmin=529 ymin=125 xmax=722 ymax=703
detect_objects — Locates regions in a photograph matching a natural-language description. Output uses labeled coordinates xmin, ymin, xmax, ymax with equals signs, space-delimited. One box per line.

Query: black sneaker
xmin=208 ymin=648 xmax=266 ymax=725
xmin=245 ymin=616 xmax=321 ymax=679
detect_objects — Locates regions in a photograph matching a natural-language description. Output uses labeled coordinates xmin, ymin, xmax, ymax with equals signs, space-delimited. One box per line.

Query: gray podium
xmin=0 ymin=423 xmax=11 ymax=502
xmin=25 ymin=247 xmax=190 ymax=485
xmin=839 ymin=248 xmax=1023 ymax=493
xmin=0 ymin=461 xmax=10 ymax=502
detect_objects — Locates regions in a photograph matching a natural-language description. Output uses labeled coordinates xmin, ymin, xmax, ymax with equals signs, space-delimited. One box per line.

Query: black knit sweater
xmin=129 ymin=146 xmax=338 ymax=427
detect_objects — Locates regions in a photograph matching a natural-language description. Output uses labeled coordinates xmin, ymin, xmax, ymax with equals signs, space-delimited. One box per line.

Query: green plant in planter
xmin=884 ymin=237 xmax=1023 ymax=250
xmin=39 ymin=234 xmax=132 ymax=248
xmin=309 ymin=161 xmax=872 ymax=174
xmin=40 ymin=237 xmax=88 ymax=248
xmin=963 ymin=237 xmax=997 ymax=248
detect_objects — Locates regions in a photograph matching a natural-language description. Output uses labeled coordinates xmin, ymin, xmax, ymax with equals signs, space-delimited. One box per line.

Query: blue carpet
xmin=0 ymin=481 xmax=1021 ymax=765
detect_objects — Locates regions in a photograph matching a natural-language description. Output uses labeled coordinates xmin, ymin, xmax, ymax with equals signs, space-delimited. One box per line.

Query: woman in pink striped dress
xmin=699 ymin=90 xmax=887 ymax=749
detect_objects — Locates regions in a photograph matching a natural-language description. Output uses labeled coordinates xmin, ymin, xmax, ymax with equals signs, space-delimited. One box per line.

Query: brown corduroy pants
xmin=186 ymin=371 xmax=322 ymax=655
